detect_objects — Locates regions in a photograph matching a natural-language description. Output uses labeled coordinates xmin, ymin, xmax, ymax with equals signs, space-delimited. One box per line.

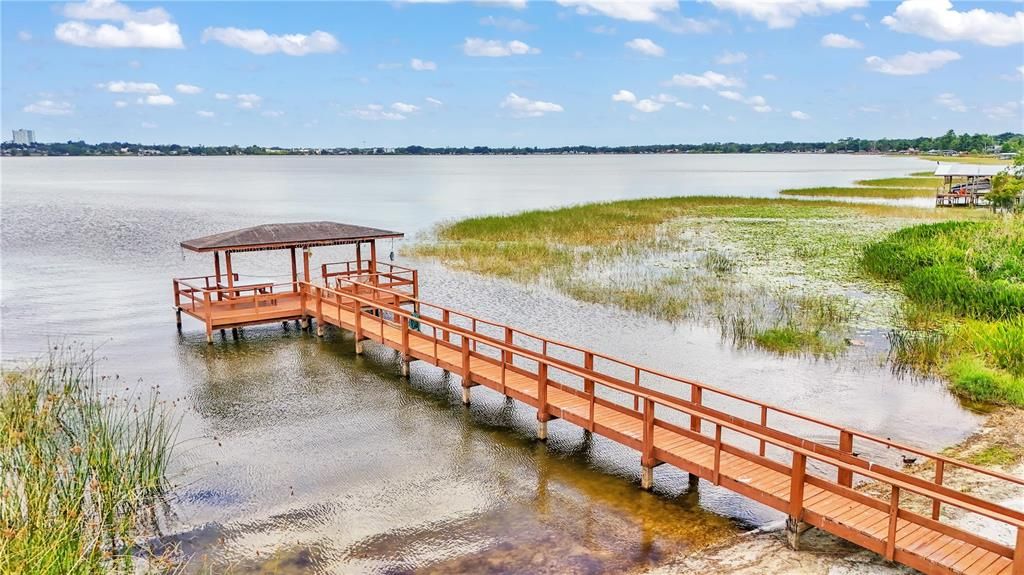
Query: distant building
xmin=12 ymin=129 xmax=34 ymax=145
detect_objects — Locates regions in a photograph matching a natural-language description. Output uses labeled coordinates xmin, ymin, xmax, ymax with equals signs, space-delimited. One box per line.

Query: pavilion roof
xmin=181 ymin=221 xmax=403 ymax=252
xmin=933 ymin=164 xmax=1007 ymax=177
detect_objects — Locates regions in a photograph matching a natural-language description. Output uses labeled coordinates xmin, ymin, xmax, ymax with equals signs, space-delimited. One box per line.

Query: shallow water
xmin=0 ymin=155 xmax=979 ymax=573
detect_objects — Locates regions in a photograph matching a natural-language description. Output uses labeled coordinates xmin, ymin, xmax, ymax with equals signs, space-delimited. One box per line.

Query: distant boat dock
xmin=173 ymin=221 xmax=1024 ymax=575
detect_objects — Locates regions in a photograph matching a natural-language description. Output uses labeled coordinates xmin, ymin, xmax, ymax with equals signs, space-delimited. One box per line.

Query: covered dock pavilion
xmin=173 ymin=221 xmax=417 ymax=342
xmin=933 ymin=163 xmax=1006 ymax=208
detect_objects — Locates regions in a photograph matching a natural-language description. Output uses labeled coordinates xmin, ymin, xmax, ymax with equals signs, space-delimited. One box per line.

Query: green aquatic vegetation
xmin=918 ymin=155 xmax=1011 ymax=165
xmin=865 ymin=218 xmax=1024 ymax=406
xmin=855 ymin=177 xmax=943 ymax=188
xmin=910 ymin=171 xmax=936 ymax=177
xmin=966 ymin=445 xmax=1020 ymax=467
xmin=779 ymin=187 xmax=933 ymax=199
xmin=753 ymin=326 xmax=831 ymax=355
xmin=946 ymin=357 xmax=1024 ymax=406
xmin=0 ymin=347 xmax=178 ymax=573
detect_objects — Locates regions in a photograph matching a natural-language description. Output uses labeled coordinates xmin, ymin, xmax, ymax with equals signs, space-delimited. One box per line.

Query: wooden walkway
xmin=194 ymin=275 xmax=1024 ymax=575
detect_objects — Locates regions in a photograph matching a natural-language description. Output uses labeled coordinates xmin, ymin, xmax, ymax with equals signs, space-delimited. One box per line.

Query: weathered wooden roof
xmin=933 ymin=164 xmax=1007 ymax=177
xmin=181 ymin=221 xmax=403 ymax=252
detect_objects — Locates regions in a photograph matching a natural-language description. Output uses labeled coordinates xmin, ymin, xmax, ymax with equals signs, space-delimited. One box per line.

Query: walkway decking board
xmin=175 ymin=274 xmax=1024 ymax=575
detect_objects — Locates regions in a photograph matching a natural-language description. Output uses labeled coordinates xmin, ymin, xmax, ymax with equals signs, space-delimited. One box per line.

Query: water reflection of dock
xmin=173 ymin=222 xmax=1024 ymax=575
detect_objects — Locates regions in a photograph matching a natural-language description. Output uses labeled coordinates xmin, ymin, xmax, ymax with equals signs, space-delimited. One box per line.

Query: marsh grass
xmin=864 ymin=218 xmax=1024 ymax=406
xmin=408 ymin=196 xmax=981 ymax=357
xmin=855 ymin=177 xmax=943 ymax=188
xmin=779 ymin=187 xmax=934 ymax=199
xmin=0 ymin=346 xmax=178 ymax=573
xmin=917 ymin=155 xmax=1012 ymax=165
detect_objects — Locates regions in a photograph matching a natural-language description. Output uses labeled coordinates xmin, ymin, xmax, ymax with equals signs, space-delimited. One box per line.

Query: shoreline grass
xmin=863 ymin=219 xmax=1024 ymax=407
xmin=917 ymin=155 xmax=1012 ymax=165
xmin=0 ymin=346 xmax=178 ymax=572
xmin=855 ymin=177 xmax=942 ymax=188
xmin=779 ymin=186 xmax=934 ymax=199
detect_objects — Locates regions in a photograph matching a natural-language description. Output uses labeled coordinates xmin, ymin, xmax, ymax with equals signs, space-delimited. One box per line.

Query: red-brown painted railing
xmin=302 ymin=277 xmax=1024 ymax=573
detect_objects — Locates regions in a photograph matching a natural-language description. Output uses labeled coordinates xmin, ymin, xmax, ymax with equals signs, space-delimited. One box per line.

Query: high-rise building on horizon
xmin=12 ymin=129 xmax=35 ymax=145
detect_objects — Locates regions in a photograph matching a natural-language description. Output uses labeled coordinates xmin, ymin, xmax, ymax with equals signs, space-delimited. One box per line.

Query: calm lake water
xmin=1 ymin=155 xmax=978 ymax=573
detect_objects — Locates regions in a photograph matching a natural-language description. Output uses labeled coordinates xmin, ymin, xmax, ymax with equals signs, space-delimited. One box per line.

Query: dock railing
xmin=321 ymin=260 xmax=418 ymax=297
xmin=302 ymin=277 xmax=1024 ymax=570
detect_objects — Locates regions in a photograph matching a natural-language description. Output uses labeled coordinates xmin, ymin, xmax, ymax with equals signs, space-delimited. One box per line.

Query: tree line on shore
xmin=3 ymin=130 xmax=1021 ymax=157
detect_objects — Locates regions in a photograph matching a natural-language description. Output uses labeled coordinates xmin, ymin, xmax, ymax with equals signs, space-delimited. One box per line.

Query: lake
xmin=0 ymin=154 xmax=977 ymax=573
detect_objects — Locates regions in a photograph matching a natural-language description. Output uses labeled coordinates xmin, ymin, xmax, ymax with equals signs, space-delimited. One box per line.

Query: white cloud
xmin=611 ymin=89 xmax=637 ymax=103
xmin=715 ymin=50 xmax=747 ymax=64
xmin=141 ymin=94 xmax=174 ymax=106
xmin=865 ymin=49 xmax=960 ymax=76
xmin=701 ymin=104 xmax=711 ymax=111
xmin=790 ymin=110 xmax=810 ymax=120
xmin=556 ymin=0 xmax=679 ymax=22
xmin=347 ymin=104 xmax=406 ymax=121
xmin=821 ymin=33 xmax=862 ymax=49
xmin=983 ymin=101 xmax=1020 ymax=120
xmin=410 ymin=58 xmax=437 ymax=71
xmin=589 ymin=24 xmax=616 ymax=34
xmin=18 ymin=30 xmax=32 ymax=42
xmin=668 ymin=70 xmax=743 ymax=89
xmin=175 ymin=83 xmax=202 ymax=94
xmin=128 ymin=59 xmax=142 ymax=68
xmin=97 ymin=80 xmax=160 ymax=94
xmin=625 ymin=38 xmax=665 ymax=57
xmin=201 ymin=27 xmax=342 ymax=55
xmin=702 ymin=0 xmax=866 ymax=28
xmin=762 ymin=73 xmax=778 ymax=81
xmin=261 ymin=110 xmax=284 ymax=118
xmin=500 ymin=92 xmax=563 ymax=117
xmin=717 ymin=91 xmax=772 ymax=112
xmin=24 ymin=100 xmax=74 ymax=116
xmin=882 ymin=0 xmax=1024 ymax=47
xmin=633 ymin=99 xmax=663 ymax=113
xmin=55 ymin=0 xmax=184 ymax=49
xmin=479 ymin=15 xmax=535 ymax=32
xmin=196 ymin=110 xmax=215 ymax=118
xmin=935 ymin=93 xmax=967 ymax=112
xmin=1019 ymin=65 xmax=1024 ymax=78
xmin=113 ymin=100 xmax=128 ymax=108
xmin=392 ymin=102 xmax=420 ymax=113
xmin=717 ymin=90 xmax=743 ymax=101
xmin=426 ymin=97 xmax=444 ymax=106
xmin=235 ymin=94 xmax=262 ymax=109
xmin=462 ymin=37 xmax=539 ymax=56
xmin=675 ymin=101 xmax=694 ymax=109
xmin=214 ymin=93 xmax=231 ymax=100
xmin=654 ymin=93 xmax=677 ymax=103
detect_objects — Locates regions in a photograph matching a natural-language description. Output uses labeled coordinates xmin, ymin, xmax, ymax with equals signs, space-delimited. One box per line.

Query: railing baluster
xmin=886 ymin=485 xmax=900 ymax=561
xmin=759 ymin=405 xmax=768 ymax=456
xmin=1013 ymin=526 xmax=1023 ymax=575
xmin=504 ymin=327 xmax=513 ymax=364
xmin=789 ymin=452 xmax=806 ymax=523
xmin=713 ymin=424 xmax=723 ymax=485
xmin=838 ymin=430 xmax=853 ymax=487
xmin=642 ymin=398 xmax=655 ymax=468
xmin=538 ymin=361 xmax=548 ymax=416
xmin=461 ymin=334 xmax=471 ymax=382
xmin=443 ymin=310 xmax=450 ymax=342
xmin=932 ymin=460 xmax=945 ymax=520
xmin=633 ymin=367 xmax=640 ymax=411
xmin=690 ymin=385 xmax=702 ymax=434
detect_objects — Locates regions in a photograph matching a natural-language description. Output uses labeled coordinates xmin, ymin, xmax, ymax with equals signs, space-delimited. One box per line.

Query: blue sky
xmin=2 ymin=0 xmax=1022 ymax=147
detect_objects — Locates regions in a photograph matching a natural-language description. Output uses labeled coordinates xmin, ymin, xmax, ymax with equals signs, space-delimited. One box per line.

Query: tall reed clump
xmin=862 ymin=218 xmax=1024 ymax=406
xmin=1 ymin=347 xmax=178 ymax=573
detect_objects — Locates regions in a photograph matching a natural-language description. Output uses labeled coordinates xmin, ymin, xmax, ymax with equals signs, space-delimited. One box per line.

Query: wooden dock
xmin=173 ymin=223 xmax=1024 ymax=575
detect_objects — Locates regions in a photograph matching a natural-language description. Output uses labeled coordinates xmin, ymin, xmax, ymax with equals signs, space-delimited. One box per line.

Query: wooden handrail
xmin=317 ymin=277 xmax=1024 ymax=491
xmin=303 ymin=280 xmax=1024 ymax=535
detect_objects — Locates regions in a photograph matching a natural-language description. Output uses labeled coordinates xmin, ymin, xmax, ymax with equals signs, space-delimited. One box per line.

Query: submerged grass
xmin=864 ymin=218 xmax=1024 ymax=406
xmin=855 ymin=177 xmax=943 ymax=188
xmin=0 ymin=347 xmax=178 ymax=573
xmin=779 ymin=186 xmax=934 ymax=199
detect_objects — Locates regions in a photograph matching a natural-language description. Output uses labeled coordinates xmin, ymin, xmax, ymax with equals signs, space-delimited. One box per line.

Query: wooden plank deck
xmin=178 ymin=275 xmax=1024 ymax=575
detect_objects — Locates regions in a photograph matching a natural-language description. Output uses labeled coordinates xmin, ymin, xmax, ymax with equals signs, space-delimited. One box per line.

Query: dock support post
xmin=401 ymin=358 xmax=411 ymax=377
xmin=355 ymin=339 xmax=364 ymax=355
xmin=688 ymin=473 xmax=700 ymax=489
xmin=785 ymin=518 xmax=812 ymax=551
xmin=175 ymin=308 xmax=182 ymax=327
xmin=461 ymin=386 xmax=471 ymax=405
xmin=641 ymin=466 xmax=654 ymax=491
xmin=536 ymin=418 xmax=548 ymax=441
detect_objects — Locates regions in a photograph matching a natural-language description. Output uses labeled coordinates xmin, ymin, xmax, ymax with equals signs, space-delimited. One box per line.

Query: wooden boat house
xmin=173 ymin=221 xmax=417 ymax=343
xmin=934 ymin=164 xmax=1006 ymax=208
